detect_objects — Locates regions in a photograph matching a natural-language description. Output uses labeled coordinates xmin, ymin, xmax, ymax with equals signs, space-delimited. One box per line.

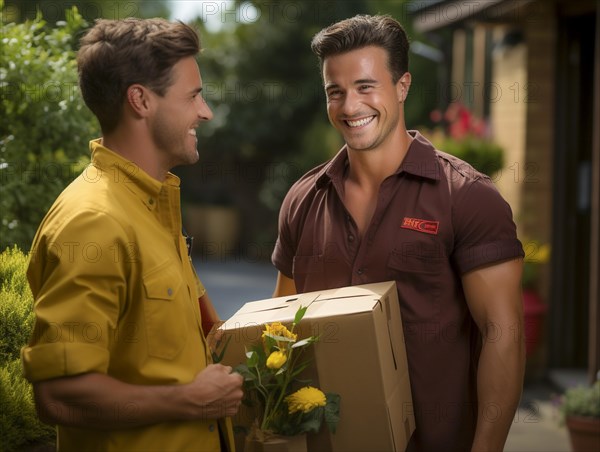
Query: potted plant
xmin=560 ymin=380 xmax=600 ymax=451
xmin=520 ymin=240 xmax=550 ymax=355
xmin=429 ymin=102 xmax=504 ymax=177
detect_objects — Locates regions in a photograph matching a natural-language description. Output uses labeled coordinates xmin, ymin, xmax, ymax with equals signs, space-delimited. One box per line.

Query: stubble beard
xmin=151 ymin=114 xmax=198 ymax=168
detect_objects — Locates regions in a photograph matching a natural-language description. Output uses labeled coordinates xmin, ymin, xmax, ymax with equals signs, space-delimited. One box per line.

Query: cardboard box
xmin=219 ymin=281 xmax=415 ymax=451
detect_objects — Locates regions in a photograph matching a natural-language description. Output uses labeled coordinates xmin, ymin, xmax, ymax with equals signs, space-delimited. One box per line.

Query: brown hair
xmin=77 ymin=18 xmax=200 ymax=133
xmin=311 ymin=15 xmax=409 ymax=83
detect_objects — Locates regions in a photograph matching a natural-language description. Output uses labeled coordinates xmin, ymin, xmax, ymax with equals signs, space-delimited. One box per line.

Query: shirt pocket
xmin=386 ymin=246 xmax=445 ymax=322
xmin=142 ymin=261 xmax=187 ymax=359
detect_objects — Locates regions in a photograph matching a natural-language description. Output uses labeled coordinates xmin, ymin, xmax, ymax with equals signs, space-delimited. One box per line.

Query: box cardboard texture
xmin=219 ymin=281 xmax=415 ymax=452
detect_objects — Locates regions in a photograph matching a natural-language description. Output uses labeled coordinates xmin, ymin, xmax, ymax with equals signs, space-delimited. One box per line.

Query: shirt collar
xmin=89 ymin=139 xmax=181 ymax=210
xmin=314 ymin=130 xmax=441 ymax=189
xmin=398 ymin=130 xmax=442 ymax=181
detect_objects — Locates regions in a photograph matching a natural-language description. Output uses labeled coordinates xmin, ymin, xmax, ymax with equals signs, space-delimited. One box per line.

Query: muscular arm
xmin=273 ymin=272 xmax=297 ymax=297
xmin=462 ymin=258 xmax=525 ymax=452
xmin=33 ymin=365 xmax=243 ymax=429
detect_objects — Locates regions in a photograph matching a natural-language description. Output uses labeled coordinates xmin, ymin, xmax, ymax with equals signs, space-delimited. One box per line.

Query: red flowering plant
xmin=429 ymin=102 xmax=504 ymax=177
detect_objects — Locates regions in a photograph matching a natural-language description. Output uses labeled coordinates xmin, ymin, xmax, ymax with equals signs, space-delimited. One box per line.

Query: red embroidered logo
xmin=401 ymin=217 xmax=439 ymax=235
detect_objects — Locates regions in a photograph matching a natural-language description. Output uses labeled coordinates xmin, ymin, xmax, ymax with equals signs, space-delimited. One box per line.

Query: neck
xmin=102 ymin=125 xmax=168 ymax=182
xmin=346 ymin=130 xmax=413 ymax=189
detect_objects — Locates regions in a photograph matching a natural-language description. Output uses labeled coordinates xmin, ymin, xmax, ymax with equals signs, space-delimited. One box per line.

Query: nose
xmin=197 ymin=96 xmax=213 ymax=121
xmin=340 ymin=90 xmax=361 ymax=117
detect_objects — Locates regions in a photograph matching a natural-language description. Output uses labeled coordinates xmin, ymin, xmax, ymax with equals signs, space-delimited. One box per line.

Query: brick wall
xmin=490 ymin=29 xmax=527 ymax=219
xmin=522 ymin=2 xmax=556 ymax=304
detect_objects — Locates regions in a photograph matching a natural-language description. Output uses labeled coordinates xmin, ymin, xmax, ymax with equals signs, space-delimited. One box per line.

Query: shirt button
xmin=208 ymin=424 xmax=215 ymax=432
xmin=348 ymin=234 xmax=355 ymax=242
xmin=167 ymin=287 xmax=173 ymax=296
xmin=148 ymin=198 xmax=155 ymax=205
xmin=357 ymin=268 xmax=364 ymax=275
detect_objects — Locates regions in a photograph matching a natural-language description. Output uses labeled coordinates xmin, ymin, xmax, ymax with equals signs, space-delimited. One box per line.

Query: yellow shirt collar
xmin=89 ymin=138 xmax=181 ymax=211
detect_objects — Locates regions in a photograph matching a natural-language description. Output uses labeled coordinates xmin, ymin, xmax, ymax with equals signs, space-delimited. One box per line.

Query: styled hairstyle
xmin=311 ymin=14 xmax=409 ymax=83
xmin=77 ymin=18 xmax=200 ymax=133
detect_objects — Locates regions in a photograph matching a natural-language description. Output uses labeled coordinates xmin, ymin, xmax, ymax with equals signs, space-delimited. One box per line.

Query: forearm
xmin=34 ymin=373 xmax=194 ymax=429
xmin=471 ymin=328 xmax=525 ymax=452
xmin=33 ymin=367 xmax=242 ymax=430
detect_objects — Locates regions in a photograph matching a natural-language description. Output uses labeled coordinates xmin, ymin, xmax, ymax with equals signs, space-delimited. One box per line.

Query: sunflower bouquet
xmin=234 ymin=304 xmax=340 ymax=439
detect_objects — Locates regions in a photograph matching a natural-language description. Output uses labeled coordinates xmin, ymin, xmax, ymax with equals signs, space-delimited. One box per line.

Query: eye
xmin=358 ymin=84 xmax=374 ymax=92
xmin=326 ymin=89 xmax=343 ymax=100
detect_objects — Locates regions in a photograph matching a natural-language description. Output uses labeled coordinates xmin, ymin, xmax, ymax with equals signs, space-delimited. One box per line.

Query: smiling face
xmin=150 ymin=56 xmax=213 ymax=169
xmin=323 ymin=46 xmax=409 ymax=153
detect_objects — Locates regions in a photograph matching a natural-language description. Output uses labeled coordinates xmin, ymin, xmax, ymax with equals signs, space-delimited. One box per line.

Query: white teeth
xmin=346 ymin=116 xmax=374 ymax=128
xmin=189 ymin=129 xmax=197 ymax=136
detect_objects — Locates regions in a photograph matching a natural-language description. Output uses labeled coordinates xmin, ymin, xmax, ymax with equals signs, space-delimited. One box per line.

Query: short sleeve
xmin=271 ymin=190 xmax=296 ymax=279
xmin=22 ymin=210 xmax=127 ymax=382
xmin=451 ymin=178 xmax=524 ymax=274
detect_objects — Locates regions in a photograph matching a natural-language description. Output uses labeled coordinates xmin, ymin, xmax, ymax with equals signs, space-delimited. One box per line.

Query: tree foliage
xmin=177 ymin=0 xmax=370 ymax=247
xmin=3 ymin=0 xmax=169 ymax=23
xmin=0 ymin=6 xmax=98 ymax=251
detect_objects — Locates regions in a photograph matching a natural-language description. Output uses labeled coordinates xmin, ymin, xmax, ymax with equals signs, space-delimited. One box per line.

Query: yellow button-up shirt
xmin=22 ymin=140 xmax=231 ymax=451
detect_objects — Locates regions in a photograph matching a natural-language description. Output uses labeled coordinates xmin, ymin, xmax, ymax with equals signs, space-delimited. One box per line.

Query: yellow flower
xmin=536 ymin=243 xmax=551 ymax=263
xmin=285 ymin=386 xmax=326 ymax=414
xmin=266 ymin=351 xmax=287 ymax=369
xmin=263 ymin=322 xmax=297 ymax=340
xmin=523 ymin=241 xmax=551 ymax=263
xmin=262 ymin=322 xmax=297 ymax=350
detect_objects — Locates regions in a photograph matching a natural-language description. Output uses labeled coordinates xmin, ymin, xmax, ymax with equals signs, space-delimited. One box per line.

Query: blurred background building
xmin=409 ymin=0 xmax=599 ymax=389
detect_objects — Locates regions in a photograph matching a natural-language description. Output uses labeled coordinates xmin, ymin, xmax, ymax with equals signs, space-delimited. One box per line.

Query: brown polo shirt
xmin=272 ymin=130 xmax=524 ymax=451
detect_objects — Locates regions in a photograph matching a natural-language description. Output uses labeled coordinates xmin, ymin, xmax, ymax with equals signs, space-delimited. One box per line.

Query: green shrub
xmin=0 ymin=4 xmax=98 ymax=251
xmin=437 ymin=136 xmax=505 ymax=177
xmin=0 ymin=247 xmax=55 ymax=449
xmin=1 ymin=359 xmax=55 ymax=449
xmin=0 ymin=246 xmax=35 ymax=361
xmin=561 ymin=380 xmax=600 ymax=419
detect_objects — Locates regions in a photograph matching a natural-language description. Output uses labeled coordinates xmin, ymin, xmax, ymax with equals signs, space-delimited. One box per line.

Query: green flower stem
xmin=262 ymin=320 xmax=302 ymax=431
xmin=262 ymin=363 xmax=291 ymax=429
xmin=261 ymin=391 xmax=275 ymax=430
xmin=250 ymin=357 xmax=271 ymax=428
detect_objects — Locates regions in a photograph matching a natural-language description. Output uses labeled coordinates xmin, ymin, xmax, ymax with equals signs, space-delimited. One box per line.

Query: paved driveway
xmin=193 ymin=258 xmax=277 ymax=319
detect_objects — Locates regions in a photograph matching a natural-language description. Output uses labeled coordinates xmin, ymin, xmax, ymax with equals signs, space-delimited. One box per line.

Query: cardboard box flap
xmin=221 ymin=296 xmax=379 ymax=330
xmin=221 ymin=282 xmax=396 ymax=331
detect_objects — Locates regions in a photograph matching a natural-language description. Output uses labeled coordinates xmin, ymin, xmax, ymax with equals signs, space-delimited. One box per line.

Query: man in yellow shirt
xmin=21 ymin=18 xmax=243 ymax=451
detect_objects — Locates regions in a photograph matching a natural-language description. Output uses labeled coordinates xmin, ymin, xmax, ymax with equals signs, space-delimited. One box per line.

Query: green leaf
xmin=233 ymin=364 xmax=257 ymax=382
xmin=289 ymin=362 xmax=310 ymax=378
xmin=264 ymin=333 xmax=296 ymax=344
xmin=324 ymin=393 xmax=341 ymax=433
xmin=246 ymin=350 xmax=259 ymax=367
xmin=211 ymin=334 xmax=232 ymax=363
xmin=295 ymin=407 xmax=323 ymax=434
xmin=263 ymin=334 xmax=277 ymax=351
xmin=294 ymin=305 xmax=308 ymax=325
xmin=291 ymin=337 xmax=315 ymax=349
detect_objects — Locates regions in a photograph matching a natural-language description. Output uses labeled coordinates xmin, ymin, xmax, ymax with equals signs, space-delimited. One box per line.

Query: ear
xmin=396 ymin=72 xmax=412 ymax=103
xmin=126 ymin=84 xmax=153 ymax=117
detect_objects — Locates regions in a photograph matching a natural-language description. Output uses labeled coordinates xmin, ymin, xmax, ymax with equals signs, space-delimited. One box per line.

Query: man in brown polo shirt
xmin=271 ymin=15 xmax=525 ymax=452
